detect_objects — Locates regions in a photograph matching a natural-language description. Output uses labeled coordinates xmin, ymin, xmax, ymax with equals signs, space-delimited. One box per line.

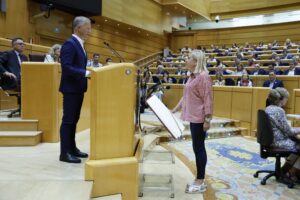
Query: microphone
xmin=103 ymin=41 xmax=125 ymax=62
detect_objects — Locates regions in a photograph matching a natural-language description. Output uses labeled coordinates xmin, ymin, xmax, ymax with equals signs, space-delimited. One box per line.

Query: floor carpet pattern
xmin=165 ymin=137 xmax=300 ymax=200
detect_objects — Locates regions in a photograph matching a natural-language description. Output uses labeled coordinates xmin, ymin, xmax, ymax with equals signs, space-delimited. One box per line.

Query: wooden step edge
xmin=0 ymin=119 xmax=39 ymax=123
xmin=0 ymin=131 xmax=42 ymax=137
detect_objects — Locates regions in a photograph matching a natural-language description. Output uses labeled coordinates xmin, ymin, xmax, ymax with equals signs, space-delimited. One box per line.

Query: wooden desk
xmin=21 ymin=62 xmax=90 ymax=142
xmin=160 ymin=84 xmax=269 ymax=136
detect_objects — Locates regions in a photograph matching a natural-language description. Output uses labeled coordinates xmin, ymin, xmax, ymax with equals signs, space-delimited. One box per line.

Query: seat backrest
xmin=29 ymin=54 xmax=46 ymax=62
xmin=257 ymin=109 xmax=274 ymax=146
xmin=225 ymin=78 xmax=235 ymax=86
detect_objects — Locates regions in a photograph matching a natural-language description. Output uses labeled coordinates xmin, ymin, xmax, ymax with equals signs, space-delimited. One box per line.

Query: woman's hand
xmin=203 ymin=121 xmax=210 ymax=131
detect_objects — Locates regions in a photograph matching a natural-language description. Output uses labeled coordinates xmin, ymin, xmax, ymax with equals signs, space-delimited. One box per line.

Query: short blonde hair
xmin=190 ymin=50 xmax=208 ymax=73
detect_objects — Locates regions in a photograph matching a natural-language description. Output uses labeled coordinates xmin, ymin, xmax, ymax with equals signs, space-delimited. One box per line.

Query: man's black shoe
xmin=60 ymin=153 xmax=81 ymax=163
xmin=72 ymin=149 xmax=88 ymax=158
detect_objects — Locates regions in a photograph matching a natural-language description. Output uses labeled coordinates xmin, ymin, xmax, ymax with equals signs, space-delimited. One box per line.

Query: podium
xmin=85 ymin=63 xmax=142 ymax=200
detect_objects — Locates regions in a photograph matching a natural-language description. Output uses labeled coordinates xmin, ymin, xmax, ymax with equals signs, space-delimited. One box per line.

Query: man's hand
xmin=3 ymin=72 xmax=16 ymax=79
xmin=295 ymin=134 xmax=300 ymax=141
xmin=203 ymin=121 xmax=210 ymax=132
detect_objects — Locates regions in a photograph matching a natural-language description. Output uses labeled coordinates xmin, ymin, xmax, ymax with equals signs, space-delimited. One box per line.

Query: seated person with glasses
xmin=0 ymin=37 xmax=28 ymax=90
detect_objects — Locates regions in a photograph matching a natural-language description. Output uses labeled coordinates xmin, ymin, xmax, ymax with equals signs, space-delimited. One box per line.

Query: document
xmin=146 ymin=95 xmax=184 ymax=139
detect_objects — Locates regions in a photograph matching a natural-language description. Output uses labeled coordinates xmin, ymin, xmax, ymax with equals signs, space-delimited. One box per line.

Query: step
xmin=92 ymin=194 xmax=121 ymax=200
xmin=0 ymin=119 xmax=38 ymax=131
xmin=0 ymin=131 xmax=42 ymax=146
xmin=0 ymin=180 xmax=93 ymax=200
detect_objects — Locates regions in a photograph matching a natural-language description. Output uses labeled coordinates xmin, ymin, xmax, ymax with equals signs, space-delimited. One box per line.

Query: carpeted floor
xmin=164 ymin=136 xmax=300 ymax=200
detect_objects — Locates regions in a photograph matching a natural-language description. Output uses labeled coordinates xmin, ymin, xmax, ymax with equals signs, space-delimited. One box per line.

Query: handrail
xmin=133 ymin=51 xmax=162 ymax=68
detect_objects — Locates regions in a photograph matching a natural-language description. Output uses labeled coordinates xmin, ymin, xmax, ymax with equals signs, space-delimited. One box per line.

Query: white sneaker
xmin=185 ymin=183 xmax=207 ymax=193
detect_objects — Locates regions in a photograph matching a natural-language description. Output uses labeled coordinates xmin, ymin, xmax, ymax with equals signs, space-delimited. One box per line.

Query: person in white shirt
xmin=87 ymin=53 xmax=103 ymax=67
xmin=44 ymin=44 xmax=61 ymax=63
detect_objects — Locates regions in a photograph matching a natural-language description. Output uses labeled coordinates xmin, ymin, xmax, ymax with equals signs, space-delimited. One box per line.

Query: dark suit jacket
xmin=0 ymin=50 xmax=28 ymax=90
xmin=251 ymin=69 xmax=266 ymax=75
xmin=59 ymin=36 xmax=88 ymax=94
xmin=263 ymin=79 xmax=284 ymax=89
xmin=283 ymin=68 xmax=300 ymax=75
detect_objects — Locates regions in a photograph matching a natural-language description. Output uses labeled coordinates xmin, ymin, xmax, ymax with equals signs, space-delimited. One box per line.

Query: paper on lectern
xmin=146 ymin=95 xmax=184 ymax=139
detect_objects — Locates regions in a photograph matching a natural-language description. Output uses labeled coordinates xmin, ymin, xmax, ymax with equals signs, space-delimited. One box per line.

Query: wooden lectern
xmin=85 ymin=63 xmax=142 ymax=200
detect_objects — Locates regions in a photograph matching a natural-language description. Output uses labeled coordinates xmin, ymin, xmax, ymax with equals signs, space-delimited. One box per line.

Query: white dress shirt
xmin=72 ymin=34 xmax=90 ymax=77
xmin=72 ymin=34 xmax=86 ymax=55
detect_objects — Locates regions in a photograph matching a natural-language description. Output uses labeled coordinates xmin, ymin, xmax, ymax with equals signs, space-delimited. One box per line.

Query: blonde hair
xmin=190 ymin=50 xmax=208 ymax=73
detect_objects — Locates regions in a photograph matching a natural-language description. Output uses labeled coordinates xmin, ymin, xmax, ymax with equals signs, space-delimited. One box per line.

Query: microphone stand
xmin=103 ymin=42 xmax=125 ymax=63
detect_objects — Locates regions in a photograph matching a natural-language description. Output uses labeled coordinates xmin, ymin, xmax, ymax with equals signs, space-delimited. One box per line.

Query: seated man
xmin=267 ymin=63 xmax=283 ymax=75
xmin=0 ymin=37 xmax=28 ymax=90
xmin=87 ymin=53 xmax=102 ymax=68
xmin=283 ymin=61 xmax=300 ymax=76
xmin=263 ymin=71 xmax=284 ymax=89
xmin=251 ymin=64 xmax=267 ymax=75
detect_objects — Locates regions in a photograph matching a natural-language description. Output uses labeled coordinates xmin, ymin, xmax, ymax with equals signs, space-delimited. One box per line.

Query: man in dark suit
xmin=59 ymin=16 xmax=91 ymax=163
xmin=251 ymin=64 xmax=266 ymax=75
xmin=283 ymin=61 xmax=300 ymax=75
xmin=263 ymin=71 xmax=284 ymax=89
xmin=0 ymin=37 xmax=28 ymax=90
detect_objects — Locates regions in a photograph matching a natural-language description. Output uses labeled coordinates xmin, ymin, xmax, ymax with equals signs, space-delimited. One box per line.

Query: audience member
xmin=283 ymin=62 xmax=300 ymax=75
xmin=213 ymin=73 xmax=225 ymax=86
xmin=87 ymin=53 xmax=102 ymax=67
xmin=0 ymin=37 xmax=28 ymax=90
xmin=237 ymin=73 xmax=253 ymax=87
xmin=178 ymin=72 xmax=188 ymax=84
xmin=247 ymin=58 xmax=256 ymax=67
xmin=263 ymin=71 xmax=284 ymax=89
xmin=251 ymin=64 xmax=266 ymax=75
xmin=267 ymin=63 xmax=283 ymax=75
xmin=104 ymin=58 xmax=112 ymax=66
xmin=233 ymin=64 xmax=248 ymax=76
xmin=44 ymin=44 xmax=61 ymax=63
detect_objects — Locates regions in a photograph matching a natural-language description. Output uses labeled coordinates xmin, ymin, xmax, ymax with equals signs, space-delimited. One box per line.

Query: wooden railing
xmin=133 ymin=51 xmax=162 ymax=68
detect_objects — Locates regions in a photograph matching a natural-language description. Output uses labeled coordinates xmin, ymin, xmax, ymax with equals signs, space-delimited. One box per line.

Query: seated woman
xmin=266 ymin=87 xmax=300 ymax=181
xmin=237 ymin=73 xmax=253 ymax=87
xmin=213 ymin=73 xmax=225 ymax=86
xmin=233 ymin=64 xmax=248 ymax=76
xmin=265 ymin=89 xmax=300 ymax=152
xmin=44 ymin=44 xmax=61 ymax=63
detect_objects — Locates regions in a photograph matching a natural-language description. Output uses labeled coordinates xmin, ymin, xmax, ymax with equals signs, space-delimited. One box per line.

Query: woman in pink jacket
xmin=172 ymin=50 xmax=213 ymax=193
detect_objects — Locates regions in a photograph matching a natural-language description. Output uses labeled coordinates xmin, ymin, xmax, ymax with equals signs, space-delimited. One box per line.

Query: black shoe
xmin=72 ymin=149 xmax=88 ymax=158
xmin=60 ymin=153 xmax=81 ymax=163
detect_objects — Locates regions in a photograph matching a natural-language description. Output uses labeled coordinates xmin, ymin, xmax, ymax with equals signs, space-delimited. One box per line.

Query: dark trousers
xmin=190 ymin=122 xmax=207 ymax=179
xmin=60 ymin=93 xmax=84 ymax=155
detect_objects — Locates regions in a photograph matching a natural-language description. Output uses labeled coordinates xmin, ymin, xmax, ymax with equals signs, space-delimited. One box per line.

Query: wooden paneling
xmin=212 ymin=86 xmax=232 ymax=118
xmin=102 ymin=0 xmax=165 ymax=34
xmin=0 ymin=13 xmax=5 ymax=36
xmin=210 ymin=0 xmax=300 ymax=15
xmin=89 ymin=64 xmax=136 ymax=160
xmin=162 ymin=0 xmax=210 ymax=19
xmin=21 ymin=63 xmax=91 ymax=142
xmin=171 ymin=21 xmax=300 ymax=50
xmin=21 ymin=63 xmax=60 ymax=142
xmin=162 ymin=84 xmax=269 ymax=135
xmin=5 ymin=0 xmax=31 ymax=40
xmin=0 ymin=1 xmax=169 ymax=64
